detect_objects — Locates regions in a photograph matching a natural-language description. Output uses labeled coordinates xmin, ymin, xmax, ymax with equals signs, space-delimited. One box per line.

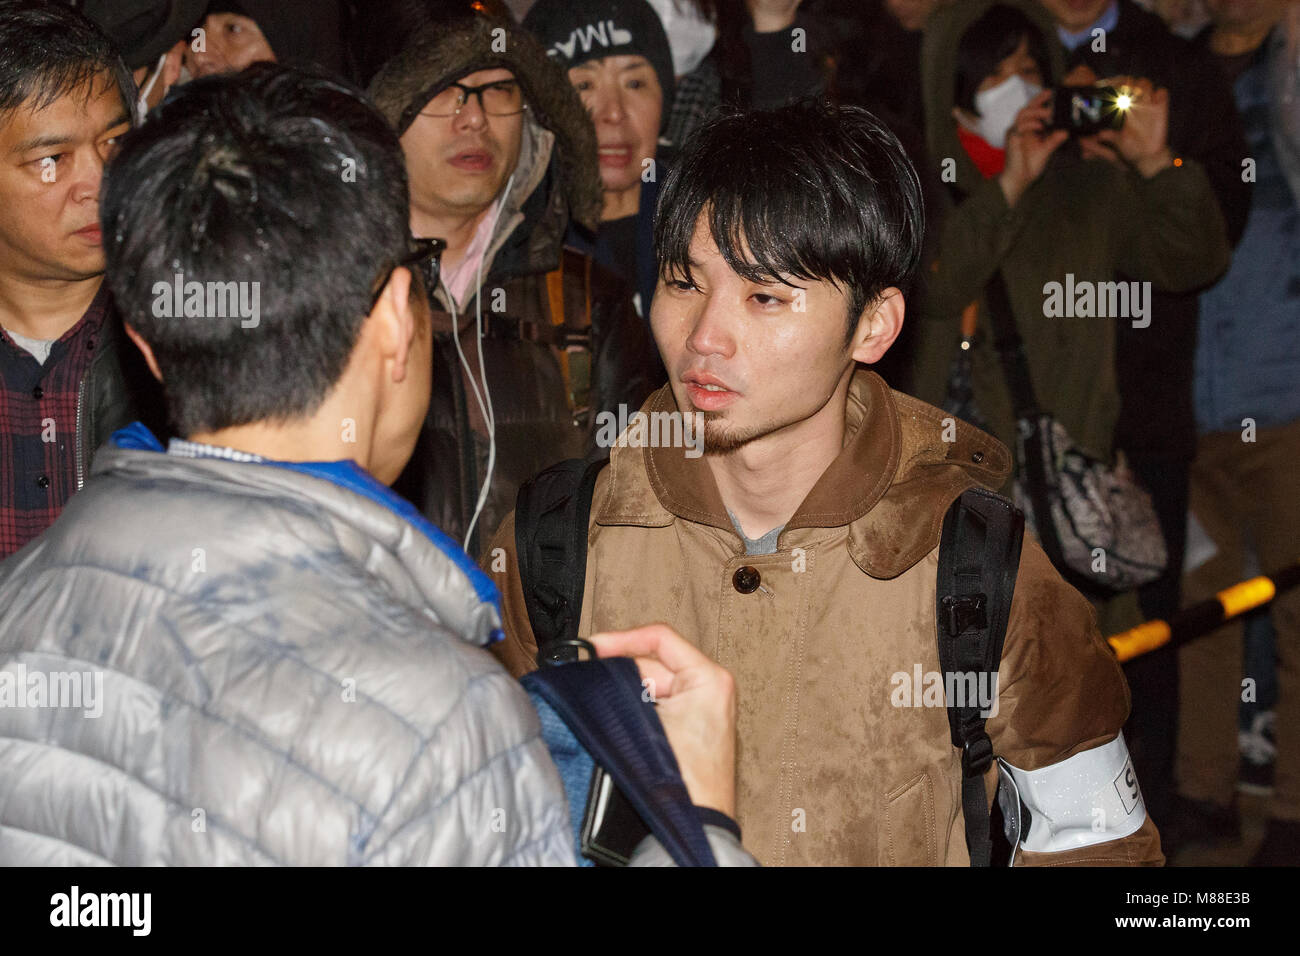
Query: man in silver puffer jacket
xmin=0 ymin=61 xmax=750 ymax=867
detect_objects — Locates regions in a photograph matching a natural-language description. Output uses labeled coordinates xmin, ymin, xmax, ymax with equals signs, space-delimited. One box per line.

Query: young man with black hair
xmin=0 ymin=0 xmax=162 ymax=560
xmin=0 ymin=63 xmax=749 ymax=866
xmin=489 ymin=99 xmax=1165 ymax=866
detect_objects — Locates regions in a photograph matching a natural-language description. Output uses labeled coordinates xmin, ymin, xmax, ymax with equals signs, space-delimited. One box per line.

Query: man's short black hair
xmin=101 ymin=64 xmax=412 ymax=436
xmin=655 ymin=99 xmax=924 ymax=344
xmin=0 ymin=0 xmax=136 ymax=122
xmin=954 ymin=4 xmax=1050 ymax=116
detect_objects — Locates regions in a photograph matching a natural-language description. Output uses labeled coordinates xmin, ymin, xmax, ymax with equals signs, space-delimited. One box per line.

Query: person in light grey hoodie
xmin=0 ymin=64 xmax=750 ymax=867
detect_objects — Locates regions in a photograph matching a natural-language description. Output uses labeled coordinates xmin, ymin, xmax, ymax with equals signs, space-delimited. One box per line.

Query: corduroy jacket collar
xmin=594 ymin=369 xmax=1012 ymax=579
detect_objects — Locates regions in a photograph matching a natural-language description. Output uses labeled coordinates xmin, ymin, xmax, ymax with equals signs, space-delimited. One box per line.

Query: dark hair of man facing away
xmin=653 ymin=98 xmax=925 ymax=349
xmin=0 ymin=0 xmax=137 ymax=126
xmin=100 ymin=63 xmax=411 ymax=437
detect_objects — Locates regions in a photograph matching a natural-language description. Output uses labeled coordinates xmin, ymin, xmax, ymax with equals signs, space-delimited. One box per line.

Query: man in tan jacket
xmin=486 ymin=100 xmax=1164 ymax=866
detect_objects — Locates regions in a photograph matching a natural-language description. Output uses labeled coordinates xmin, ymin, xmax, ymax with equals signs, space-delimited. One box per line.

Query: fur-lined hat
xmin=368 ymin=15 xmax=602 ymax=231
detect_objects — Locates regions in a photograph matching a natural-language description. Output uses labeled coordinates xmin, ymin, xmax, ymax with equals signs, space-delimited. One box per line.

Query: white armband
xmin=1000 ymin=732 xmax=1147 ymax=854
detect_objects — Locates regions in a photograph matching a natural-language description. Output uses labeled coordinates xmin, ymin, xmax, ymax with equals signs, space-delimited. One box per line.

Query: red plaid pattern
xmin=0 ymin=285 xmax=107 ymax=559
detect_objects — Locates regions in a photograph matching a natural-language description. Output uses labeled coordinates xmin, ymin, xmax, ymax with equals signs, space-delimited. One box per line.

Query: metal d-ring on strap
xmin=539 ymin=637 xmax=596 ymax=667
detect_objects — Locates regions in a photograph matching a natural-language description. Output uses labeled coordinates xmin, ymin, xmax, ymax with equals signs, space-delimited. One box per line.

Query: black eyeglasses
xmin=419 ymin=80 xmax=527 ymax=117
xmin=369 ymin=236 xmax=446 ymax=312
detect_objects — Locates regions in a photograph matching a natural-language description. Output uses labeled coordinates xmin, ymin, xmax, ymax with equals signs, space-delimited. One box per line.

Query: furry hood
xmin=368 ymin=15 xmax=602 ymax=232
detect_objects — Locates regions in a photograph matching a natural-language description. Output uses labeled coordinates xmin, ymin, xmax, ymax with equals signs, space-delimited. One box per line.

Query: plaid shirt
xmin=0 ymin=284 xmax=108 ymax=559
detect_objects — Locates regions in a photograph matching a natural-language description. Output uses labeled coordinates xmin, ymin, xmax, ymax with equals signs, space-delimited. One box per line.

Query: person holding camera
xmin=909 ymin=0 xmax=1228 ymax=536
xmin=1036 ymin=0 xmax=1251 ymax=841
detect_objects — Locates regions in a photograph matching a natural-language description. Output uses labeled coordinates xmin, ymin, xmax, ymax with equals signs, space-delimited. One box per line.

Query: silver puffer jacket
xmin=0 ymin=429 xmax=705 ymax=865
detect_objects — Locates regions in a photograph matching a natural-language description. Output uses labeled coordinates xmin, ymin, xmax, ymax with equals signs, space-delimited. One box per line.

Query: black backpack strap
xmin=514 ymin=460 xmax=720 ymax=866
xmin=514 ymin=457 xmax=607 ymax=666
xmin=936 ymin=486 xmax=1024 ymax=866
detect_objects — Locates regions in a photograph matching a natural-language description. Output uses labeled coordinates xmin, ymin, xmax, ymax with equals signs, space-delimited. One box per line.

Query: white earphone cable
xmin=451 ymin=172 xmax=513 ymax=551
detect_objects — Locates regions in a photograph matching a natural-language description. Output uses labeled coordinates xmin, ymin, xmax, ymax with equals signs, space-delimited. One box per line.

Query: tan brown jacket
xmin=486 ymin=370 xmax=1164 ymax=866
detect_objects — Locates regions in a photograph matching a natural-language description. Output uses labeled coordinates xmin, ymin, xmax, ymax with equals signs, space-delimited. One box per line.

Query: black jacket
xmin=80 ymin=304 xmax=166 ymax=490
xmin=393 ymin=236 xmax=663 ymax=557
xmin=376 ymin=17 xmax=664 ymax=555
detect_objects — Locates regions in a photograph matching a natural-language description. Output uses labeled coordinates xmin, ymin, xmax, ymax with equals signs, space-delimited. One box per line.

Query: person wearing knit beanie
xmin=524 ymin=0 xmax=672 ymax=217
xmin=524 ymin=0 xmax=674 ymax=317
xmin=524 ymin=0 xmax=674 ymax=114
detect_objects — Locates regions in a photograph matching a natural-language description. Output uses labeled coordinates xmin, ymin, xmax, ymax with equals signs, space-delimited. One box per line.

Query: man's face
xmin=400 ymin=68 xmax=525 ymax=225
xmin=0 ymin=74 xmax=130 ymax=282
xmin=185 ymin=13 xmax=276 ymax=78
xmin=1037 ymin=0 xmax=1114 ymax=32
xmin=568 ymin=55 xmax=663 ymax=199
xmin=650 ymin=215 xmax=862 ymax=455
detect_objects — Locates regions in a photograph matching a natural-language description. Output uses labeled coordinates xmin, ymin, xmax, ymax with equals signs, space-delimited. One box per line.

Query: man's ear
xmin=370 ymin=265 xmax=417 ymax=383
xmin=849 ymin=287 xmax=905 ymax=365
xmin=123 ymin=322 xmax=164 ymax=382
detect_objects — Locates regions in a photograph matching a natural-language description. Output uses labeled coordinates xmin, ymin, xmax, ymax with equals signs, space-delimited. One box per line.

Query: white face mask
xmin=647 ymin=0 xmax=717 ymax=77
xmin=970 ymin=73 xmax=1042 ymax=150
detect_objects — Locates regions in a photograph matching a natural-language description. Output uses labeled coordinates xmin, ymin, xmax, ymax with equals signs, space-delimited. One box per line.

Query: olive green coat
xmin=908 ymin=0 xmax=1230 ymax=465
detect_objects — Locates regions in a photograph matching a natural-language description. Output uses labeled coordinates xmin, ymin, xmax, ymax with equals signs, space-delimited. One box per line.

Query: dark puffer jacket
xmin=370 ymin=16 xmax=665 ymax=554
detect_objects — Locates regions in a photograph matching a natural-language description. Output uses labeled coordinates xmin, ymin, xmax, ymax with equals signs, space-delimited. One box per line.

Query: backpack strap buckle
xmin=538 ymin=637 xmax=596 ymax=668
xmin=942 ymin=592 xmax=988 ymax=637
xmin=962 ymin=732 xmax=994 ymax=777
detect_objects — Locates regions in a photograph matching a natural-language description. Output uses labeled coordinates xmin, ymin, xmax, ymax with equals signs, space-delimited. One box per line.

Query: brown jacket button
xmin=733 ymin=566 xmax=761 ymax=594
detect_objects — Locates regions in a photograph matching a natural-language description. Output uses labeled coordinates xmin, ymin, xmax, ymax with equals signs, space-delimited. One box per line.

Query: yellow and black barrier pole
xmin=1109 ymin=563 xmax=1300 ymax=663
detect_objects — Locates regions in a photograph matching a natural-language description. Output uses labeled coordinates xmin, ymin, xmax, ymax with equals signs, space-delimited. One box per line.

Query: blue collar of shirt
xmin=1059 ymin=0 xmax=1119 ymax=51
xmin=111 ymin=422 xmax=502 ymax=614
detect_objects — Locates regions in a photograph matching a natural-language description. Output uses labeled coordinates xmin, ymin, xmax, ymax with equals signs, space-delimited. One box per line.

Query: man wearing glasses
xmin=369 ymin=12 xmax=664 ymax=557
